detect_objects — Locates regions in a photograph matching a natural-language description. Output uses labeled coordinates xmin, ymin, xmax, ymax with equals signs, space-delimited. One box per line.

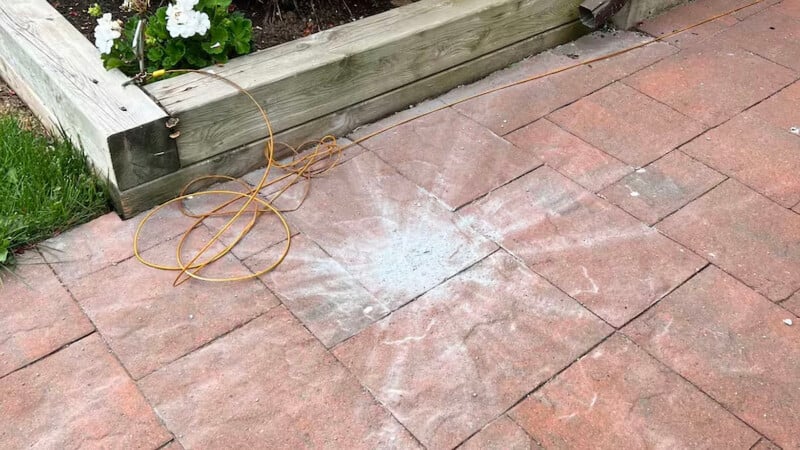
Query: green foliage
xmin=88 ymin=3 xmax=103 ymax=18
xmin=0 ymin=116 xmax=109 ymax=266
xmin=101 ymin=0 xmax=252 ymax=77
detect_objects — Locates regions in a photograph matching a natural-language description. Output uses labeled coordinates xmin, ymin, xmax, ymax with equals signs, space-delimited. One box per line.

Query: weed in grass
xmin=0 ymin=114 xmax=109 ymax=266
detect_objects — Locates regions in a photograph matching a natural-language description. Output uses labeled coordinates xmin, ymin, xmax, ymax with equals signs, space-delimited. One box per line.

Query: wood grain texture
xmin=146 ymin=0 xmax=584 ymax=166
xmin=118 ymin=21 xmax=585 ymax=217
xmin=0 ymin=0 xmax=170 ymax=188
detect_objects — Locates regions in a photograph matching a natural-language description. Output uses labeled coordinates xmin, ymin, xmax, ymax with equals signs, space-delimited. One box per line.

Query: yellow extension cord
xmin=133 ymin=0 xmax=765 ymax=285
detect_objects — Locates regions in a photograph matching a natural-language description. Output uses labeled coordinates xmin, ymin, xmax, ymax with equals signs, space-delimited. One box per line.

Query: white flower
xmin=121 ymin=0 xmax=131 ymax=9
xmin=94 ymin=13 xmax=122 ymax=54
xmin=166 ymin=0 xmax=211 ymax=38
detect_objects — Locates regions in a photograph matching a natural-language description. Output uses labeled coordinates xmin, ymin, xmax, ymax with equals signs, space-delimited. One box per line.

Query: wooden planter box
xmin=0 ymin=0 xmax=592 ymax=217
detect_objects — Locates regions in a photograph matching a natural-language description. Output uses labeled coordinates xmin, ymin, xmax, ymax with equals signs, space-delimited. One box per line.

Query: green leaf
xmin=213 ymin=53 xmax=229 ymax=64
xmin=185 ymin=50 xmax=210 ymax=68
xmin=147 ymin=46 xmax=164 ymax=61
xmin=146 ymin=7 xmax=170 ymax=41
xmin=233 ymin=40 xmax=250 ymax=55
xmin=103 ymin=56 xmax=124 ymax=70
xmin=229 ymin=15 xmax=252 ymax=54
xmin=201 ymin=26 xmax=229 ymax=54
xmin=162 ymin=40 xmax=186 ymax=68
xmin=198 ymin=0 xmax=231 ymax=11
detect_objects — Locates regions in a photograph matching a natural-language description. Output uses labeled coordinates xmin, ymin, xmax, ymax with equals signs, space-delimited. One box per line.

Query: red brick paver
xmin=450 ymin=34 xmax=675 ymax=137
xmin=284 ymin=152 xmax=497 ymax=307
xmin=40 ymin=210 xmax=193 ymax=284
xmin=749 ymin=80 xmax=800 ymax=131
xmin=658 ymin=179 xmax=800 ymax=301
xmin=751 ymin=438 xmax=782 ymax=450
xmin=180 ymin=180 xmax=296 ymax=260
xmin=506 ymin=119 xmax=632 ymax=192
xmin=624 ymin=45 xmax=795 ymax=126
xmin=334 ymin=251 xmax=611 ymax=449
xmin=460 ymin=416 xmax=541 ymax=450
xmin=646 ymin=16 xmax=739 ymax=49
xmin=451 ymin=62 xmax=601 ymax=137
xmin=548 ymin=82 xmax=703 ymax=167
xmin=681 ymin=113 xmax=800 ymax=208
xmin=720 ymin=2 xmax=800 ymax=71
xmin=510 ymin=334 xmax=760 ymax=449
xmin=68 ymin=229 xmax=279 ymax=379
xmin=637 ymin=0 xmax=773 ymax=39
xmin=461 ymin=167 xmax=705 ymax=327
xmin=782 ymin=290 xmax=800 ymax=316
xmin=361 ymin=108 xmax=541 ymax=210
xmin=625 ymin=267 xmax=800 ymax=449
xmin=139 ymin=307 xmax=419 ymax=449
xmin=161 ymin=441 xmax=185 ymax=450
xmin=242 ymin=138 xmax=367 ymax=201
xmin=0 ymin=252 xmax=93 ymax=377
xmin=7 ymin=3 xmax=800 ymax=446
xmin=244 ymin=234 xmax=391 ymax=347
xmin=599 ymin=150 xmax=726 ymax=225
xmin=0 ymin=334 xmax=171 ymax=449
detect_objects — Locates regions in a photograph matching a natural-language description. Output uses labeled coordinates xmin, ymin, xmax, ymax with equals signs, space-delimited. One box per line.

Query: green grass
xmin=0 ymin=114 xmax=109 ymax=265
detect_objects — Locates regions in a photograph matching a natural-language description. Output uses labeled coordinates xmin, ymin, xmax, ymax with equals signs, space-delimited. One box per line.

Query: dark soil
xmin=50 ymin=0 xmax=412 ymax=52
xmin=0 ymin=81 xmax=41 ymax=131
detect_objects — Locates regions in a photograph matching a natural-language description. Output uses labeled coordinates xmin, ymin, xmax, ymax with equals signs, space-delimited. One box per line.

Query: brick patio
xmin=2 ymin=0 xmax=799 ymax=448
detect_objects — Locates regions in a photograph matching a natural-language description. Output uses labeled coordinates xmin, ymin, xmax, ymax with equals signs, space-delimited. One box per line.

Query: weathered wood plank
xmin=118 ymin=20 xmax=585 ymax=218
xmin=146 ymin=0 xmax=584 ymax=167
xmin=0 ymin=0 xmax=176 ymax=189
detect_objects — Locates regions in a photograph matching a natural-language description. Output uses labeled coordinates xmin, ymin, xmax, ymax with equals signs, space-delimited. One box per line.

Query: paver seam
xmin=735 ymin=40 xmax=800 ymax=75
xmin=622 ymin=336 xmax=767 ymax=449
xmin=247 ymin=240 xmax=502 ymax=448
xmin=320 ymin=246 xmax=507 ymax=448
xmin=326 ymin=247 xmax=504 ymax=355
xmin=126 ymin=235 xmax=430 ymax=448
xmin=532 ymin=117 xmax=635 ymax=191
xmin=446 ymin=38 xmax=679 ymax=140
xmin=749 ymin=437 xmax=782 ymax=450
xmin=38 ymin=254 xmax=180 ymax=448
xmin=618 ymin=267 xmax=784 ymax=446
xmin=504 ymin=413 xmax=546 ymax=449
xmin=612 ymin=78 xmax=711 ymax=143
xmin=593 ymin=148 xmax=729 ymax=227
xmin=779 ymin=288 xmax=800 ymax=306
xmin=632 ymin=0 xmax=782 ymax=48
xmin=650 ymin=175 xmax=800 ymax=310
xmin=648 ymin=171 xmax=730 ymax=227
xmin=0 ymin=248 xmax=96 ymax=381
xmin=448 ymin=263 xmax=769 ymax=450
xmin=442 ymin=159 xmax=545 ymax=214
xmin=364 ymin=116 xmax=544 ymax=213
xmin=617 ymin=47 xmax=800 ymax=134
xmin=437 ymin=231 xmax=775 ymax=449
xmin=0 ymin=330 xmax=96 ymax=382
xmin=448 ymin=325 xmax=617 ymax=449
xmin=735 ymin=0 xmax=785 ymax=22
xmin=126 ymin=278 xmax=285 ymax=379
xmin=155 ymin=439 xmax=178 ymax=450
xmin=0 ymin=330 xmax=176 ymax=450
xmin=246 ymin=235 xmax=396 ymax=350
xmin=437 ymin=247 xmax=711 ymax=447
xmin=622 ymin=63 xmax=800 ymax=213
